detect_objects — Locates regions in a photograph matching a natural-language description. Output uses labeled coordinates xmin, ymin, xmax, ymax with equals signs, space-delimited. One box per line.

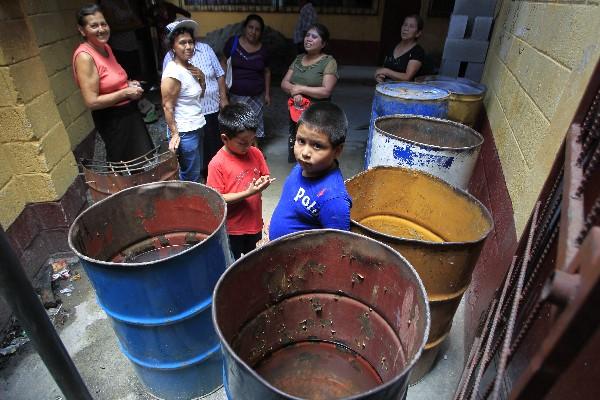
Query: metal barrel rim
xmin=374 ymin=114 xmax=484 ymax=151
xmin=375 ymin=81 xmax=451 ymax=101
xmin=212 ymin=229 xmax=431 ymax=400
xmin=415 ymin=75 xmax=487 ymax=93
xmin=68 ymin=181 xmax=227 ymax=267
xmin=347 ymin=166 xmax=494 ymax=245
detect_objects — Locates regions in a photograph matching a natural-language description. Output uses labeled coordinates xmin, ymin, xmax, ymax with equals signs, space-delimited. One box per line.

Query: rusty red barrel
xmin=213 ymin=229 xmax=430 ymax=399
xmin=68 ymin=181 xmax=232 ymax=399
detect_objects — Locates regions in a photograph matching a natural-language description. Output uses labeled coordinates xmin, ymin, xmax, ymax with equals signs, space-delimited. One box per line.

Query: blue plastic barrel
xmin=366 ymin=82 xmax=450 ymax=168
xmin=68 ymin=181 xmax=232 ymax=399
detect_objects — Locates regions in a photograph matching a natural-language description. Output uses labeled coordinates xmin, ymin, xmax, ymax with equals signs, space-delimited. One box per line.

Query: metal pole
xmin=0 ymin=227 xmax=93 ymax=399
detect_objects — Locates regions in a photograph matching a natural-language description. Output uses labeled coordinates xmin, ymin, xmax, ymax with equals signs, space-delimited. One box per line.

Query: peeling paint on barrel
xmin=365 ymin=82 xmax=450 ymax=168
xmin=393 ymin=144 xmax=455 ymax=169
xmin=367 ymin=115 xmax=484 ymax=189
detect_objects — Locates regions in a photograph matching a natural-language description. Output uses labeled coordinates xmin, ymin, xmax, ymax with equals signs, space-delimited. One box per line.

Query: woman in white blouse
xmin=163 ymin=19 xmax=228 ymax=180
xmin=161 ymin=19 xmax=206 ymax=182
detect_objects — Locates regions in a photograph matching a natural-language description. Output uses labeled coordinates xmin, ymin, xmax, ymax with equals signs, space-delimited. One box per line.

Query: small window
xmin=184 ymin=0 xmax=379 ymax=15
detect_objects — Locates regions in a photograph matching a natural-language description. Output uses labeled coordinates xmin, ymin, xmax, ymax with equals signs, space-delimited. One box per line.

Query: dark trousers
xmin=229 ymin=232 xmax=262 ymax=260
xmin=91 ymin=102 xmax=154 ymax=162
xmin=202 ymin=112 xmax=221 ymax=179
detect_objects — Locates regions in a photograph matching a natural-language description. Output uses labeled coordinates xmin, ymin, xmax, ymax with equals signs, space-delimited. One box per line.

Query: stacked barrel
xmin=358 ymin=77 xmax=492 ymax=382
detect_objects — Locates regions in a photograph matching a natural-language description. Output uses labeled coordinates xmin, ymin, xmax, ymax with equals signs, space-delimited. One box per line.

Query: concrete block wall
xmin=482 ymin=0 xmax=600 ymax=235
xmin=0 ymin=0 xmax=83 ymax=229
xmin=22 ymin=0 xmax=94 ymax=150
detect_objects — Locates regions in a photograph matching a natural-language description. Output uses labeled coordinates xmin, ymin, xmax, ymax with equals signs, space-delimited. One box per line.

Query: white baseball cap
xmin=166 ymin=19 xmax=199 ymax=39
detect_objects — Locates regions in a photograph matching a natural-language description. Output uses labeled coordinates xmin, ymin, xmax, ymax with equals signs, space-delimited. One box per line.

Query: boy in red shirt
xmin=207 ymin=103 xmax=275 ymax=259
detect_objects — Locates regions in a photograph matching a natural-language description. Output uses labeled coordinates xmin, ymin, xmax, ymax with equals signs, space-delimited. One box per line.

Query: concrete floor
xmin=0 ymin=66 xmax=463 ymax=399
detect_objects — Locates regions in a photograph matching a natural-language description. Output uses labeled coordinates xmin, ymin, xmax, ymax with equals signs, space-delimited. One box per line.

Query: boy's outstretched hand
xmin=248 ymin=175 xmax=276 ymax=195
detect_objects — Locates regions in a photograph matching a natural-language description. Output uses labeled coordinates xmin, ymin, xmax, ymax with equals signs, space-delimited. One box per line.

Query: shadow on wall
xmin=203 ymin=23 xmax=297 ymax=78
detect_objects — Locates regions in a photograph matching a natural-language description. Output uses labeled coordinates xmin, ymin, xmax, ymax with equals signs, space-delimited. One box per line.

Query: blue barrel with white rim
xmin=366 ymin=82 xmax=450 ymax=168
xmin=368 ymin=114 xmax=484 ymax=189
xmin=68 ymin=181 xmax=233 ymax=399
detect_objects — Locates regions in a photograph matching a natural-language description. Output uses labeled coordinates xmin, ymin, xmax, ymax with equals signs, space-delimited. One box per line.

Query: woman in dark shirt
xmin=375 ymin=14 xmax=425 ymax=82
xmin=223 ymin=14 xmax=271 ymax=142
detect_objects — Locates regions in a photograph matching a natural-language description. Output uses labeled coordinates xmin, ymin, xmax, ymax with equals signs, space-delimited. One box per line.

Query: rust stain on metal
xmin=359 ymin=312 xmax=374 ymax=339
xmin=310 ymin=298 xmax=323 ymax=315
xmin=351 ymin=272 xmax=365 ymax=287
xmin=346 ymin=166 xmax=493 ymax=380
xmin=82 ymin=146 xmax=179 ymax=203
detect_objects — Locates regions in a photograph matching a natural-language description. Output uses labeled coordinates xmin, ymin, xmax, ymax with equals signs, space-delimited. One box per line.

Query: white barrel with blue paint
xmin=365 ymin=82 xmax=450 ymax=168
xmin=368 ymin=115 xmax=484 ymax=189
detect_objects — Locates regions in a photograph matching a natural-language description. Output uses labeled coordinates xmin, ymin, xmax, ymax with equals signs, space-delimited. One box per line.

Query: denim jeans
xmin=177 ymin=127 xmax=204 ymax=182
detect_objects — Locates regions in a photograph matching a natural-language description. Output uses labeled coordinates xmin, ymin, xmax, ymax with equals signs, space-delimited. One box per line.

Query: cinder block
xmin=49 ymin=152 xmax=78 ymax=198
xmin=0 ymin=146 xmax=14 ymax=187
xmin=57 ymin=11 xmax=76 ymax=41
xmin=40 ymin=122 xmax=71 ymax=170
xmin=17 ymin=152 xmax=78 ymax=203
xmin=531 ymin=3 xmax=600 ymax=70
xmin=26 ymin=91 xmax=62 ymax=138
xmin=506 ymin=40 xmax=570 ymax=119
xmin=50 ymin=67 xmax=77 ymax=103
xmin=65 ymin=91 xmax=87 ymax=121
xmin=28 ymin=12 xmax=63 ymax=46
xmin=0 ymin=1 xmax=24 ymax=22
xmin=57 ymin=100 xmax=71 ymax=127
xmin=447 ymin=15 xmax=468 ymax=39
xmin=443 ymin=39 xmax=490 ymax=62
xmin=0 ymin=67 xmax=19 ymax=106
xmin=66 ymin=111 xmax=93 ymax=148
xmin=58 ymin=90 xmax=87 ymax=129
xmin=8 ymin=57 xmax=51 ymax=103
xmin=40 ymin=42 xmax=67 ymax=76
xmin=0 ymin=19 xmax=39 ymax=65
xmin=15 ymin=172 xmax=57 ymax=203
xmin=22 ymin=0 xmax=59 ymax=15
xmin=465 ymin=62 xmax=485 ymax=82
xmin=0 ymin=105 xmax=34 ymax=142
xmin=486 ymin=93 xmax=528 ymax=199
xmin=0 ymin=178 xmax=27 ymax=229
xmin=472 ymin=17 xmax=493 ymax=41
xmin=453 ymin=0 xmax=496 ymax=17
xmin=440 ymin=59 xmax=461 ymax=77
xmin=57 ymin=0 xmax=84 ymax=11
xmin=496 ymin=70 xmax=550 ymax=167
xmin=3 ymin=140 xmax=51 ymax=173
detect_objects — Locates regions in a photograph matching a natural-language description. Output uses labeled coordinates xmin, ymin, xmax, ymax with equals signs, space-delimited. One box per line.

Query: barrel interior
xmin=347 ymin=167 xmax=491 ymax=243
xmin=70 ymin=182 xmax=225 ymax=263
xmin=214 ymin=231 xmax=429 ymax=399
xmin=375 ymin=116 xmax=482 ymax=150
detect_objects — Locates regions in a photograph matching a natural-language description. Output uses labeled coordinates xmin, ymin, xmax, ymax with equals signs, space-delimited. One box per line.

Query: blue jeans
xmin=177 ymin=128 xmax=204 ymax=182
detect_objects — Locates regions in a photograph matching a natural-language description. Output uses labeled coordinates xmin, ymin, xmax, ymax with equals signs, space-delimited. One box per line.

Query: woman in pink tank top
xmin=73 ymin=4 xmax=153 ymax=162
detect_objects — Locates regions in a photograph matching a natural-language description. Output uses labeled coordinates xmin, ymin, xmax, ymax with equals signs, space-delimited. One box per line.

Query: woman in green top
xmin=281 ymin=23 xmax=339 ymax=162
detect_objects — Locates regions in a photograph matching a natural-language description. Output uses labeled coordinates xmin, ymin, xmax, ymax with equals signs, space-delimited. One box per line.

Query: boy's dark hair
xmin=219 ymin=103 xmax=259 ymax=138
xmin=77 ymin=4 xmax=102 ymax=26
xmin=298 ymin=102 xmax=347 ymax=147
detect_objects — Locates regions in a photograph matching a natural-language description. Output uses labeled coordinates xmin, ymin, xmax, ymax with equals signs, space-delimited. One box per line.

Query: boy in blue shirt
xmin=269 ymin=102 xmax=352 ymax=240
